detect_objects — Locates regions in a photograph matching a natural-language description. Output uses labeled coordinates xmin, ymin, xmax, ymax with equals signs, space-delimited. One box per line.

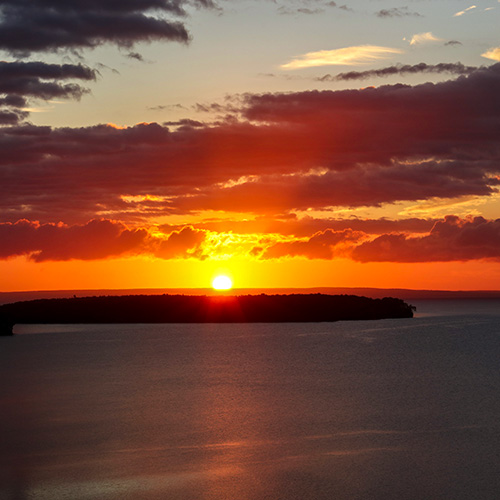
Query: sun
xmin=212 ymin=275 xmax=233 ymax=290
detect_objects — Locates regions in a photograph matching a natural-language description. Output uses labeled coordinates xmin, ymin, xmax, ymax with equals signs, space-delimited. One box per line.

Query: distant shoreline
xmin=1 ymin=287 xmax=500 ymax=306
xmin=0 ymin=294 xmax=414 ymax=334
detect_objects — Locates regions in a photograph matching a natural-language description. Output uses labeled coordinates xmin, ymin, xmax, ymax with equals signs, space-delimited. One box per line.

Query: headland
xmin=0 ymin=294 xmax=414 ymax=333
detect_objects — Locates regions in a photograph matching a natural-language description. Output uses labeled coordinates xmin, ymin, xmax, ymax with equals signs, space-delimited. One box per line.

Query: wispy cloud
xmin=376 ymin=7 xmax=422 ymax=18
xmin=453 ymin=5 xmax=476 ymax=17
xmin=409 ymin=32 xmax=444 ymax=46
xmin=316 ymin=62 xmax=478 ymax=82
xmin=482 ymin=47 xmax=500 ymax=62
xmin=281 ymin=45 xmax=403 ymax=69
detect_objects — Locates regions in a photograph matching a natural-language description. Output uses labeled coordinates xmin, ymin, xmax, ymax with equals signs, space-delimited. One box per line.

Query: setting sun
xmin=212 ymin=275 xmax=233 ymax=290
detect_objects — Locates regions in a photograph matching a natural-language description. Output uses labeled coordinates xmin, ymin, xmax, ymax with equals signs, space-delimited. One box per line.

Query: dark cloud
xmin=445 ymin=40 xmax=462 ymax=47
xmin=0 ymin=61 xmax=97 ymax=124
xmin=0 ymin=61 xmax=96 ymax=81
xmin=0 ymin=0 xmax=215 ymax=55
xmin=0 ymin=61 xmax=96 ymax=100
xmin=0 ymin=109 xmax=29 ymax=124
xmin=163 ymin=118 xmax=205 ymax=128
xmin=376 ymin=7 xmax=422 ymax=18
xmin=126 ymin=51 xmax=145 ymax=61
xmin=1 ymin=65 xmax=500 ymax=222
xmin=0 ymin=218 xmax=149 ymax=261
xmin=148 ymin=103 xmax=188 ymax=111
xmin=316 ymin=62 xmax=478 ymax=82
xmin=276 ymin=0 xmax=348 ymax=16
xmin=0 ymin=95 xmax=27 ymax=107
xmin=352 ymin=216 xmax=500 ymax=262
xmin=194 ymin=101 xmax=238 ymax=114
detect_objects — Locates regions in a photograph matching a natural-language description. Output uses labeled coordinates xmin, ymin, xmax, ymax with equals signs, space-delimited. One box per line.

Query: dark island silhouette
xmin=0 ymin=294 xmax=414 ymax=334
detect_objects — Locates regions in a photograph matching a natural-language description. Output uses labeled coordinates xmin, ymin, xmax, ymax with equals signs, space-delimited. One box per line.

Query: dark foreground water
xmin=1 ymin=300 xmax=500 ymax=500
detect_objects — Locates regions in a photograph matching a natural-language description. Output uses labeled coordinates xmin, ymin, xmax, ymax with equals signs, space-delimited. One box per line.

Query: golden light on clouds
xmin=280 ymin=45 xmax=404 ymax=69
xmin=409 ymin=32 xmax=444 ymax=46
xmin=399 ymin=196 xmax=488 ymax=219
xmin=453 ymin=5 xmax=477 ymax=17
xmin=482 ymin=47 xmax=500 ymax=62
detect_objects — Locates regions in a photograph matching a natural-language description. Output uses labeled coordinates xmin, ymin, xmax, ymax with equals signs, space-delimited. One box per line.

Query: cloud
xmin=162 ymin=118 xmax=204 ymax=128
xmin=280 ymin=45 xmax=404 ymax=69
xmin=0 ymin=61 xmax=96 ymax=100
xmin=276 ymin=0 xmax=347 ymax=15
xmin=261 ymin=229 xmax=364 ymax=259
xmin=162 ymin=216 xmax=436 ymax=238
xmin=317 ymin=62 xmax=478 ymax=81
xmin=148 ymin=103 xmax=188 ymax=111
xmin=0 ymin=108 xmax=29 ymax=124
xmin=482 ymin=48 xmax=500 ymax=62
xmin=453 ymin=5 xmax=477 ymax=17
xmin=376 ymin=7 xmax=422 ymax=18
xmin=409 ymin=32 xmax=444 ymax=46
xmin=0 ymin=61 xmax=97 ymax=123
xmin=126 ymin=52 xmax=145 ymax=62
xmin=1 ymin=65 xmax=500 ymax=223
xmin=155 ymin=225 xmax=207 ymax=258
xmin=0 ymin=219 xmax=149 ymax=261
xmin=3 ymin=215 xmax=499 ymax=264
xmin=0 ymin=0 xmax=215 ymax=55
xmin=352 ymin=216 xmax=500 ymax=262
xmin=278 ymin=6 xmax=323 ymax=15
xmin=171 ymin=160 xmax=497 ymax=214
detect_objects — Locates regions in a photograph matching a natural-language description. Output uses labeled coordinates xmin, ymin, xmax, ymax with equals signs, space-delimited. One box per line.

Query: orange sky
xmin=1 ymin=1 xmax=500 ymax=292
xmin=2 ymin=254 xmax=500 ymax=292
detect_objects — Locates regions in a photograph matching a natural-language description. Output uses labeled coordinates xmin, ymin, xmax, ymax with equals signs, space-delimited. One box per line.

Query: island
xmin=0 ymin=294 xmax=414 ymax=334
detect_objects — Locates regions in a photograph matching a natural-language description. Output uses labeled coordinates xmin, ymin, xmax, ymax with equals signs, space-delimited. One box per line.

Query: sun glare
xmin=212 ymin=275 xmax=233 ymax=290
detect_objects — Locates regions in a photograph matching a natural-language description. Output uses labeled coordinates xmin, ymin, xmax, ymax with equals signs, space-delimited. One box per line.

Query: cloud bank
xmin=2 ymin=216 xmax=500 ymax=264
xmin=0 ymin=0 xmax=214 ymax=55
xmin=353 ymin=216 xmax=500 ymax=262
xmin=1 ymin=64 xmax=500 ymax=223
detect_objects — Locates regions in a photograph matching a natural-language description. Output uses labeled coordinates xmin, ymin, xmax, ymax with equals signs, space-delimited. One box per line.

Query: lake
xmin=1 ymin=300 xmax=500 ymax=499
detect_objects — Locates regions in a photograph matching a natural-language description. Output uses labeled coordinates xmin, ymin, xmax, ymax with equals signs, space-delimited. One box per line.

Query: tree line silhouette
xmin=0 ymin=294 xmax=414 ymax=334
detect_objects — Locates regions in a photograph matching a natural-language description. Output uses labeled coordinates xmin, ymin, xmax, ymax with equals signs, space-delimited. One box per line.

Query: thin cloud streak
xmin=316 ymin=62 xmax=478 ymax=82
xmin=281 ymin=45 xmax=404 ymax=69
xmin=376 ymin=7 xmax=422 ymax=18
xmin=454 ymin=5 xmax=477 ymax=17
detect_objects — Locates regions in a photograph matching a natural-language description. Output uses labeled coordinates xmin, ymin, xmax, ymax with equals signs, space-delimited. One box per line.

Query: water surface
xmin=1 ymin=300 xmax=500 ymax=499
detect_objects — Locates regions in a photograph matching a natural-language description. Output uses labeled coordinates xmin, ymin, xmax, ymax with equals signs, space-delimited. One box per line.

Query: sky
xmin=1 ymin=0 xmax=500 ymax=291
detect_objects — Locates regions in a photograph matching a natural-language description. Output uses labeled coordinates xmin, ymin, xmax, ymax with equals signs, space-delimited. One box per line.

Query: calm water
xmin=1 ymin=300 xmax=500 ymax=500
